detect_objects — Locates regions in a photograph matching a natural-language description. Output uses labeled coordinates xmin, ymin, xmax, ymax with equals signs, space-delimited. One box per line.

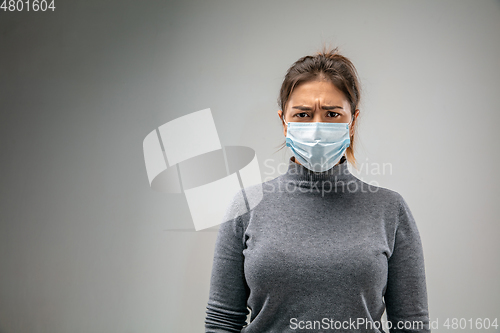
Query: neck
xmin=290 ymin=155 xmax=346 ymax=167
xmin=284 ymin=156 xmax=357 ymax=189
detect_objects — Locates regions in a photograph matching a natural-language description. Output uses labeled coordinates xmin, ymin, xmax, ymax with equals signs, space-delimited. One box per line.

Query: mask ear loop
xmin=343 ymin=114 xmax=356 ymax=161
xmin=281 ymin=114 xmax=289 ymax=126
xmin=348 ymin=114 xmax=355 ymax=127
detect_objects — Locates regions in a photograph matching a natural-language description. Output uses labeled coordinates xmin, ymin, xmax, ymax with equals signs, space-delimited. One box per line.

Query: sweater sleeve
xmin=385 ymin=194 xmax=431 ymax=333
xmin=205 ymin=191 xmax=250 ymax=333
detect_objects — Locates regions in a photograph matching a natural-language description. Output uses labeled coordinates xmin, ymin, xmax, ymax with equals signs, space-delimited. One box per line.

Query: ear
xmin=278 ymin=110 xmax=287 ymax=136
xmin=350 ymin=109 xmax=360 ymax=136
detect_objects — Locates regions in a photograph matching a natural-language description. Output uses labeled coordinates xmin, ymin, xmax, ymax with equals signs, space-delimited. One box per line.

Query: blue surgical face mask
xmin=283 ymin=116 xmax=352 ymax=172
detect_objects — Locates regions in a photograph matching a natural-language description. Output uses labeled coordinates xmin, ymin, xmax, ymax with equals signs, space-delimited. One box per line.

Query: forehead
xmin=288 ymin=80 xmax=347 ymax=104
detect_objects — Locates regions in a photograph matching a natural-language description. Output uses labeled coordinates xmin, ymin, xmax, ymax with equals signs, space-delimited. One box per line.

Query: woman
xmin=205 ymin=47 xmax=430 ymax=333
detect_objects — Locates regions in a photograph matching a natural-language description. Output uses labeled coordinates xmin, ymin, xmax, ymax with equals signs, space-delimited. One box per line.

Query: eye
xmin=295 ymin=112 xmax=309 ymax=118
xmin=327 ymin=112 xmax=340 ymax=118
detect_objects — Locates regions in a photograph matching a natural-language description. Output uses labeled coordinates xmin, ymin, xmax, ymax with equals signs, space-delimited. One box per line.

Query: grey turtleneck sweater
xmin=205 ymin=157 xmax=430 ymax=333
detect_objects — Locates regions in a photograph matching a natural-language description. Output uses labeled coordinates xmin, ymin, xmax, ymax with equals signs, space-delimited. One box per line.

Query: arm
xmin=385 ymin=194 xmax=431 ymax=333
xmin=205 ymin=192 xmax=250 ymax=333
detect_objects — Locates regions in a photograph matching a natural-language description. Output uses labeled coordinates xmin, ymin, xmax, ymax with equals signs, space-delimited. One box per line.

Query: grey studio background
xmin=1 ymin=0 xmax=499 ymax=332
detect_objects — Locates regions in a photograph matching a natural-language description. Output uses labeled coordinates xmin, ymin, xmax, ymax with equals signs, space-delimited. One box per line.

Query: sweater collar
xmin=282 ymin=156 xmax=358 ymax=188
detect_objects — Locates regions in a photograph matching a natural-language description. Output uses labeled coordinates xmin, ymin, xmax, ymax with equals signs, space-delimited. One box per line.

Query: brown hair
xmin=277 ymin=46 xmax=362 ymax=168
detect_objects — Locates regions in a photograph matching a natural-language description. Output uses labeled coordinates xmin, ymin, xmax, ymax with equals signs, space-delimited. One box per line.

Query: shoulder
xmin=351 ymin=178 xmax=419 ymax=232
xmin=216 ymin=188 xmax=249 ymax=244
xmin=220 ymin=172 xmax=281 ymax=223
xmin=219 ymin=178 xmax=267 ymax=227
xmin=351 ymin=176 xmax=407 ymax=210
xmin=221 ymin=188 xmax=249 ymax=224
xmin=362 ymin=182 xmax=418 ymax=232
xmin=369 ymin=184 xmax=414 ymax=220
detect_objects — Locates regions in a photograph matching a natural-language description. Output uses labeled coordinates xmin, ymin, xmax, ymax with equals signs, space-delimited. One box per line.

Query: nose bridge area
xmin=312 ymin=98 xmax=323 ymax=122
xmin=311 ymin=122 xmax=322 ymax=140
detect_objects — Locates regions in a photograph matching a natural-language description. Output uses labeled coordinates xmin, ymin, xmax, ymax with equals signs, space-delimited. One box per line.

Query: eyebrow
xmin=292 ymin=105 xmax=343 ymax=111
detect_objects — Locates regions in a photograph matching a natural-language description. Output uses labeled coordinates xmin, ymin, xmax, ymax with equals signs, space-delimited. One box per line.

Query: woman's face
xmin=278 ymin=80 xmax=359 ymax=137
